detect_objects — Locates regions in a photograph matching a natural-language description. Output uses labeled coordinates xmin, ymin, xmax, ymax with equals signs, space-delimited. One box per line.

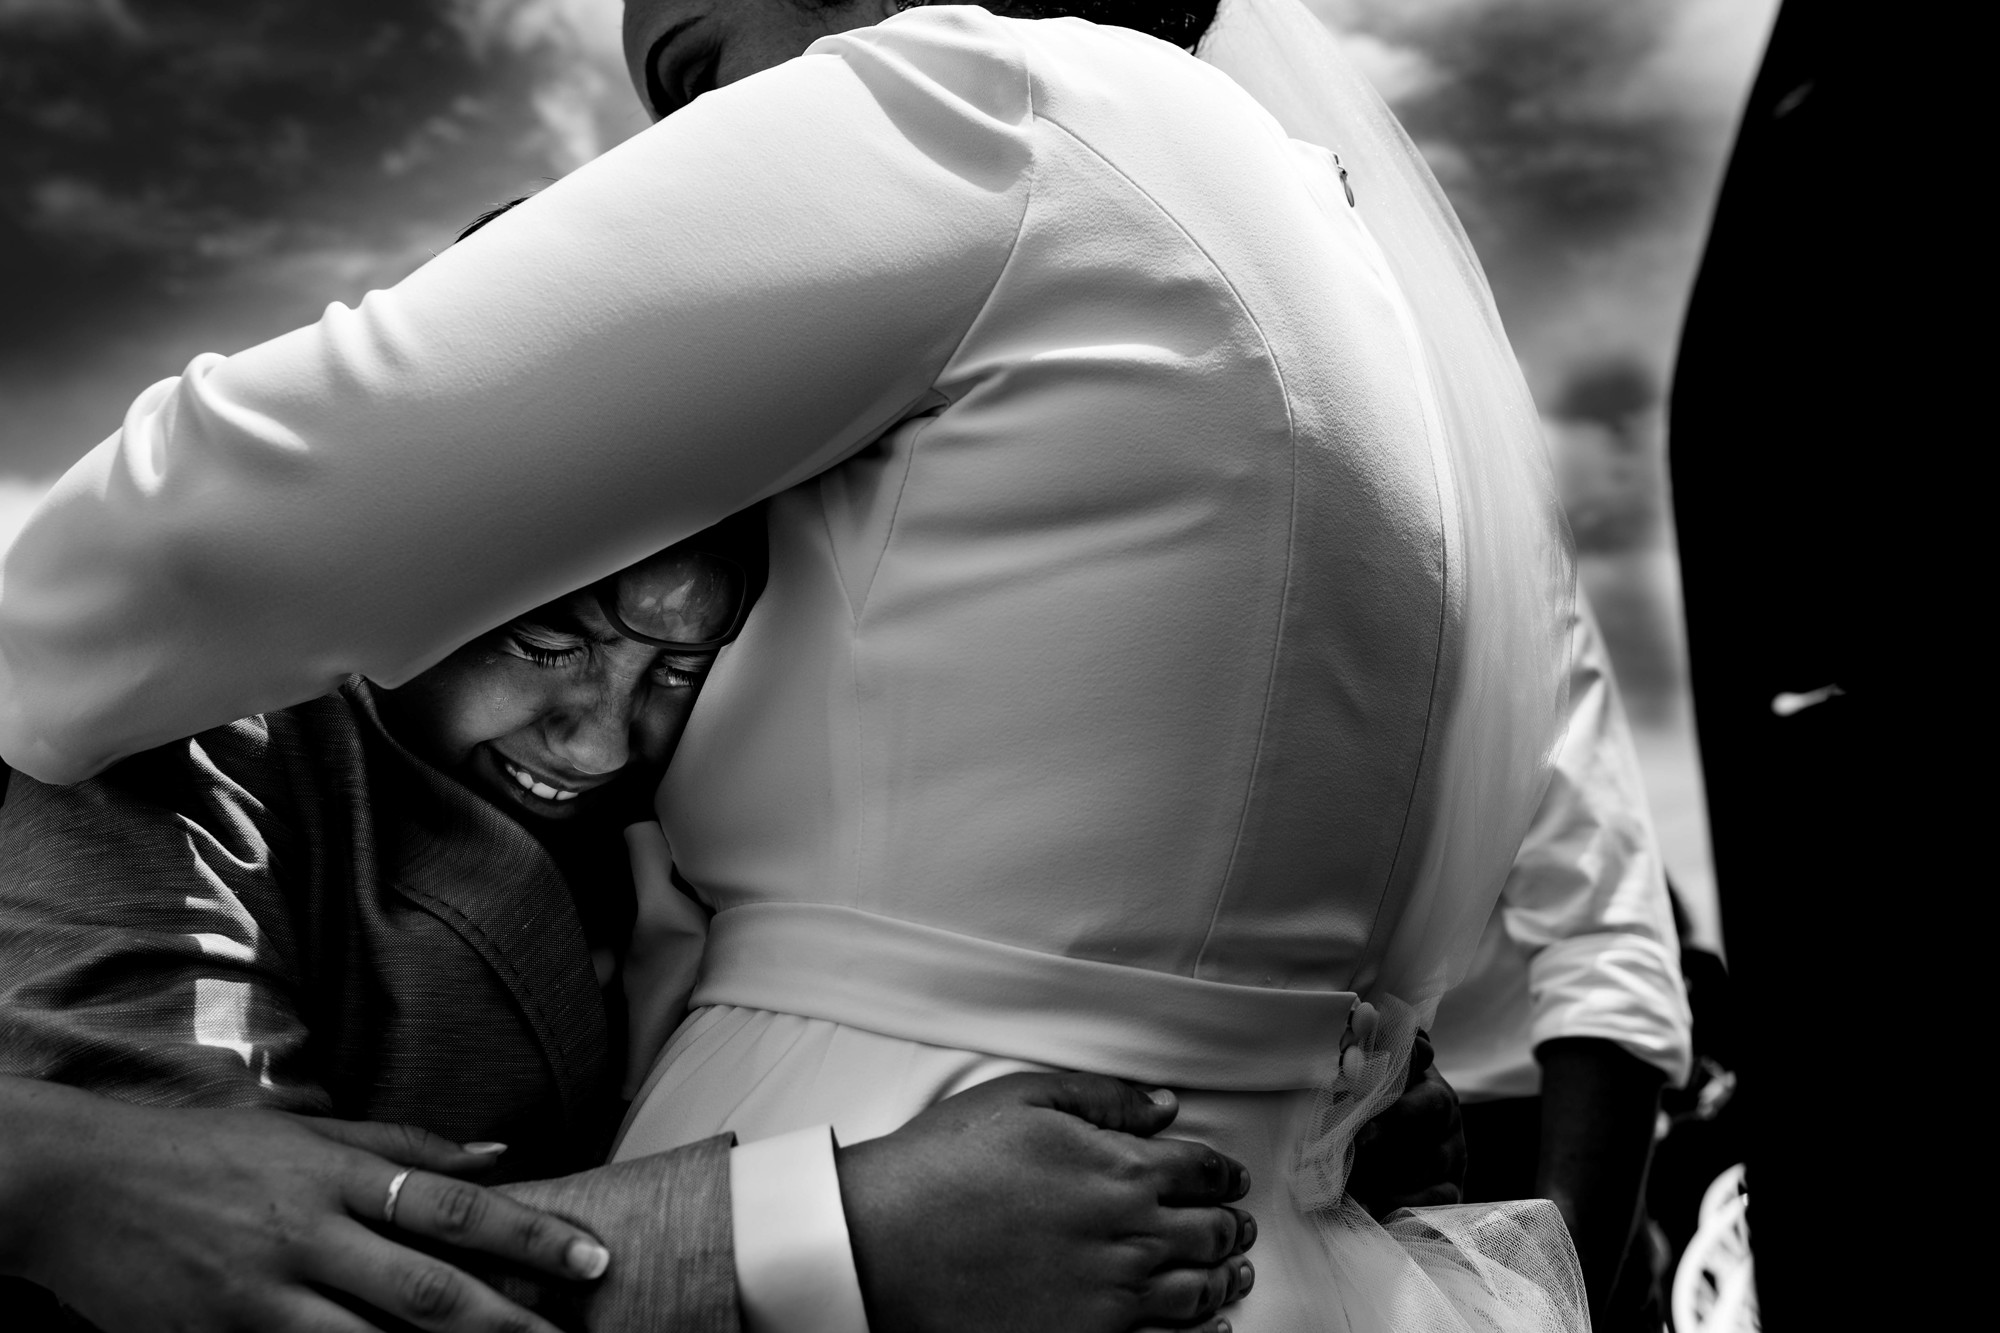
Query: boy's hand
xmin=6 ymin=1078 xmax=607 ymax=1333
xmin=1347 ymin=1030 xmax=1468 ymax=1216
xmin=838 ymin=1072 xmax=1256 ymax=1333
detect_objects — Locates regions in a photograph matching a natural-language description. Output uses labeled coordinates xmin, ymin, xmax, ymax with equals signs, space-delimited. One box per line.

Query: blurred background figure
xmin=1668 ymin=3 xmax=1925 ymax=1329
xmin=1432 ymin=592 xmax=1692 ymax=1332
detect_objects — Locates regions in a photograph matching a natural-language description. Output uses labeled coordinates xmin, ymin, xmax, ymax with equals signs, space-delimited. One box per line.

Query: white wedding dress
xmin=608 ymin=4 xmax=1586 ymax=1328
xmin=0 ymin=0 xmax=1579 ymax=1317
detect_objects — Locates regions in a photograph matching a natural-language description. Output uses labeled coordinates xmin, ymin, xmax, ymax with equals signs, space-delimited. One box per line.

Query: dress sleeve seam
xmin=836 ymin=63 xmax=1042 ymax=629
xmin=1023 ymin=113 xmax=1304 ymax=977
xmin=925 ymin=84 xmax=1042 ymax=409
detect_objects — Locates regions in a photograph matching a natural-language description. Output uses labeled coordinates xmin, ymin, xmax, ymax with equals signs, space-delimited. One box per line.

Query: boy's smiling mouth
xmin=495 ymin=755 xmax=604 ymax=805
xmin=503 ymin=759 xmax=580 ymax=802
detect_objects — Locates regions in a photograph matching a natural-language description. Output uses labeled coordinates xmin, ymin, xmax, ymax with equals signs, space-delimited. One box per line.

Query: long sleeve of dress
xmin=0 ymin=11 xmax=1035 ymax=783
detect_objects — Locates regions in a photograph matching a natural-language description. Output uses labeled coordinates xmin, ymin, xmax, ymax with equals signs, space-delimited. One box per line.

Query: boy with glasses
xmin=0 ymin=509 xmax=1264 ymax=1333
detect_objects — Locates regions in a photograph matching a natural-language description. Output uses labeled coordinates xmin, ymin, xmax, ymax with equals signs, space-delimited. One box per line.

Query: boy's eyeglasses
xmin=595 ymin=548 xmax=752 ymax=652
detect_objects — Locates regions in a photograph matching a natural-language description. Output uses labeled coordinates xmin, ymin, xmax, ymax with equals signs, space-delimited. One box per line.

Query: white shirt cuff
xmin=730 ymin=1125 xmax=870 ymax=1333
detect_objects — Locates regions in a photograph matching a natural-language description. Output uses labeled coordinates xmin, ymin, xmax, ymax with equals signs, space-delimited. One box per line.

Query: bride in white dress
xmin=613 ymin=3 xmax=1585 ymax=1328
xmin=0 ymin=1 xmax=1586 ymax=1326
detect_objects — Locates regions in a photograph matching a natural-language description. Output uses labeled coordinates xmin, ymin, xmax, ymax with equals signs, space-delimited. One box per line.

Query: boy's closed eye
xmin=500 ymin=621 xmax=711 ymax=690
xmin=502 ymin=621 xmax=589 ymax=668
xmin=652 ymin=654 xmax=712 ymax=690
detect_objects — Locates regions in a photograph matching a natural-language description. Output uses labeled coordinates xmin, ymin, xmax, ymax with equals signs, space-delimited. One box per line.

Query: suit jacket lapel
xmin=345 ymin=683 xmax=611 ymax=1139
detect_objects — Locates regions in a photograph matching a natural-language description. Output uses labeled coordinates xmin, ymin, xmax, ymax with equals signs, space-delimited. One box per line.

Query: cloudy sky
xmin=0 ymin=0 xmax=1777 ymax=937
xmin=0 ymin=0 xmax=640 ymax=486
xmin=1 ymin=0 xmax=1775 ymax=494
xmin=1 ymin=0 xmax=1773 ymax=477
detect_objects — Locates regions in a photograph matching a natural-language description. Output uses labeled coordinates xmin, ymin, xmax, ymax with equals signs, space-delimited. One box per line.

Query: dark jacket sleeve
xmin=2 ymin=728 xmax=744 ymax=1333
xmin=0 ymin=720 xmax=328 ymax=1112
xmin=486 ymin=1138 xmax=739 ymax=1333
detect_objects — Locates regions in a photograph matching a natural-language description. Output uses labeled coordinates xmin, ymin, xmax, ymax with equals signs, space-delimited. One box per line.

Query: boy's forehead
xmin=513 ymin=592 xmax=620 ymax=644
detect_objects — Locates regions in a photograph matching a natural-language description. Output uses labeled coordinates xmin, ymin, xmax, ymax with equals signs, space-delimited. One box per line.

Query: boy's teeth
xmin=505 ymin=761 xmax=575 ymax=801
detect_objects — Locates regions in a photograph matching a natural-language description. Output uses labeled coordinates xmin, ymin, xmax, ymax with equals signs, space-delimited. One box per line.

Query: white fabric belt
xmin=690 ymin=903 xmax=1355 ymax=1092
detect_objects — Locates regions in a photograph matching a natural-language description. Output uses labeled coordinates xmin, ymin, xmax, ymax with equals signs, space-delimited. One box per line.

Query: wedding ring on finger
xmin=382 ymin=1168 xmax=414 ymax=1226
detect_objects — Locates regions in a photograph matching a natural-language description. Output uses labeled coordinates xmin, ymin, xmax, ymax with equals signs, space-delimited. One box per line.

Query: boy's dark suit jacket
xmin=0 ymin=681 xmax=735 ymax=1330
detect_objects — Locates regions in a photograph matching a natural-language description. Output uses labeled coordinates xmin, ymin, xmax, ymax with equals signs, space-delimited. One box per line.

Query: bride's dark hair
xmin=987 ymin=1 xmax=1219 ymax=48
xmin=802 ymin=1 xmax=1221 ymax=51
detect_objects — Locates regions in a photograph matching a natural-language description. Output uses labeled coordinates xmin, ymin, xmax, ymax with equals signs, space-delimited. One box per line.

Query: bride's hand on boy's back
xmin=836 ymin=1072 xmax=1255 ymax=1333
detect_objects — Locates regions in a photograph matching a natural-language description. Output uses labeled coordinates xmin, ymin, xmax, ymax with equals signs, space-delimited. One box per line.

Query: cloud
xmin=0 ymin=475 xmax=52 ymax=558
xmin=1303 ymin=0 xmax=1776 ymax=408
xmin=1315 ymin=25 xmax=1446 ymax=104
xmin=0 ymin=0 xmax=657 ymax=473
xmin=0 ymin=0 xmax=141 ymax=38
xmin=3 ymin=0 xmax=1776 ymax=477
xmin=448 ymin=0 xmax=638 ymax=170
xmin=450 ymin=0 xmax=622 ymax=65
xmin=0 ymin=0 xmax=638 ymax=290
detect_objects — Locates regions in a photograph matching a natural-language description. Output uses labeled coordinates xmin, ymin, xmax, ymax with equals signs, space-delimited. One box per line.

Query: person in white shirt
xmin=1431 ymin=595 xmax=1693 ymax=1329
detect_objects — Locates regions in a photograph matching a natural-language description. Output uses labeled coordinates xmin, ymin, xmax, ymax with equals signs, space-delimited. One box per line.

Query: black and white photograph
xmin=2 ymin=2 xmax=1874 ymax=1330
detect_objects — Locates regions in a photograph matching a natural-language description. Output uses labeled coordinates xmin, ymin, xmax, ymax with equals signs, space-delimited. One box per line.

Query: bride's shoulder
xmin=809 ymin=7 xmax=1215 ymax=124
xmin=809 ymin=7 xmax=1037 ymax=127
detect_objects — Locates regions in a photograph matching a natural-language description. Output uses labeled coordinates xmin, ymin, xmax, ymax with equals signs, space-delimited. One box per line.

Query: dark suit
xmin=0 ymin=681 xmax=736 ymax=1330
xmin=1668 ymin=3 xmax=1935 ymax=1327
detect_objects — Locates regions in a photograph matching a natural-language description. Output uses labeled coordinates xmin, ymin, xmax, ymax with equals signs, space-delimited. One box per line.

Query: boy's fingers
xmin=269 ymin=1288 xmax=393 ymax=1333
xmin=1007 ymin=1071 xmax=1178 ymax=1135
xmin=1139 ymin=1136 xmax=1249 ymax=1203
xmin=1393 ymin=1072 xmax=1458 ymax=1128
xmin=1409 ymin=1029 xmax=1437 ymax=1078
xmin=347 ymin=1166 xmax=610 ymax=1283
xmin=305 ymin=1220 xmax=565 ymax=1333
xmin=304 ymin=1117 xmax=504 ymax=1175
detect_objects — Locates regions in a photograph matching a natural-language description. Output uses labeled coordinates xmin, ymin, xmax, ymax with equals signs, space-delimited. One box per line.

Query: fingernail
xmin=462 ymin=1141 xmax=508 ymax=1155
xmin=1145 ymin=1087 xmax=1176 ymax=1107
xmin=1241 ymin=1216 xmax=1258 ymax=1247
xmin=567 ymin=1239 xmax=610 ymax=1279
xmin=1237 ymin=1169 xmax=1252 ymax=1194
xmin=1216 ymin=1323 xmax=1232 ymax=1333
xmin=1237 ymin=1260 xmax=1255 ymax=1294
